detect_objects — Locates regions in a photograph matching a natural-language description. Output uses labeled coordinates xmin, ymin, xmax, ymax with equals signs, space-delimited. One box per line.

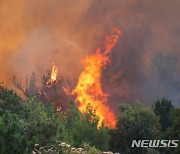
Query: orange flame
xmin=72 ymin=28 xmax=122 ymax=128
xmin=48 ymin=62 xmax=58 ymax=84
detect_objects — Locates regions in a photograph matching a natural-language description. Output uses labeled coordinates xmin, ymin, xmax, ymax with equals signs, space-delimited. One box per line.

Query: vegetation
xmin=167 ymin=108 xmax=180 ymax=154
xmin=109 ymin=102 xmax=160 ymax=154
xmin=0 ymin=86 xmax=179 ymax=153
xmin=152 ymin=98 xmax=174 ymax=132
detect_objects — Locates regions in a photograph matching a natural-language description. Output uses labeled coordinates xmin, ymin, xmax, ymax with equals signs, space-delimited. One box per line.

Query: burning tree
xmin=14 ymin=63 xmax=72 ymax=111
xmin=72 ymin=28 xmax=122 ymax=128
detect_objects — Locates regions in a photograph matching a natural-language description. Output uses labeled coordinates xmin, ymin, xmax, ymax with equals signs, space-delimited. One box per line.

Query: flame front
xmin=72 ymin=28 xmax=122 ymax=128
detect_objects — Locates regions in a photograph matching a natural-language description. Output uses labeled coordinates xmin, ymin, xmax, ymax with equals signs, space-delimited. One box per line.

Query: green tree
xmin=167 ymin=108 xmax=180 ymax=154
xmin=0 ymin=86 xmax=21 ymax=115
xmin=78 ymin=106 xmax=109 ymax=151
xmin=20 ymin=96 xmax=64 ymax=147
xmin=109 ymin=102 xmax=160 ymax=154
xmin=0 ymin=111 xmax=32 ymax=154
xmin=64 ymin=102 xmax=109 ymax=151
xmin=152 ymin=98 xmax=174 ymax=132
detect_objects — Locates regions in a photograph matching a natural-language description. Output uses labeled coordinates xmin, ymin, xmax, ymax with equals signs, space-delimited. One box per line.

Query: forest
xmin=0 ymin=85 xmax=179 ymax=154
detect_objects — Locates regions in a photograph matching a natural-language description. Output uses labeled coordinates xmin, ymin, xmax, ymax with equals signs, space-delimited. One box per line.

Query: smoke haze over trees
xmin=0 ymin=0 xmax=180 ymax=108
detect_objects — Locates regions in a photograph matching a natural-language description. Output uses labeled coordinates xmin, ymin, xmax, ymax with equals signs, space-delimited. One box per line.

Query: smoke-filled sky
xmin=0 ymin=0 xmax=180 ymax=106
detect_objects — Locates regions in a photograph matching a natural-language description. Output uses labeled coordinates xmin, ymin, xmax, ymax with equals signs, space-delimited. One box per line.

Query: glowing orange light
xmin=47 ymin=62 xmax=58 ymax=84
xmin=72 ymin=28 xmax=122 ymax=128
xmin=50 ymin=62 xmax=58 ymax=82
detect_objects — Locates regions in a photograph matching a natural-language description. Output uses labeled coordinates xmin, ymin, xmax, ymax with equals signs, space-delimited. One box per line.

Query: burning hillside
xmin=14 ymin=28 xmax=122 ymax=128
xmin=13 ymin=28 xmax=122 ymax=128
xmin=42 ymin=28 xmax=122 ymax=128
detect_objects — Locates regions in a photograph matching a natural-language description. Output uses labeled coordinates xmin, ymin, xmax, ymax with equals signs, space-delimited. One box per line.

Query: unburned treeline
xmin=0 ymin=86 xmax=179 ymax=154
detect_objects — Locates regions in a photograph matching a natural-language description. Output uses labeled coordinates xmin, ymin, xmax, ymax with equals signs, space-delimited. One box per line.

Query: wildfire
xmin=48 ymin=62 xmax=58 ymax=84
xmin=72 ymin=28 xmax=122 ymax=128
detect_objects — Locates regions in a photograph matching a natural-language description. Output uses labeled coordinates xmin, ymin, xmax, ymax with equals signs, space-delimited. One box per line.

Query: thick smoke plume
xmin=0 ymin=0 xmax=180 ymax=107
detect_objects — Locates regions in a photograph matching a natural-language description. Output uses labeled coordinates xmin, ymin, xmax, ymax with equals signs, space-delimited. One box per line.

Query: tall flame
xmin=72 ymin=28 xmax=122 ymax=128
xmin=48 ymin=62 xmax=58 ymax=84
